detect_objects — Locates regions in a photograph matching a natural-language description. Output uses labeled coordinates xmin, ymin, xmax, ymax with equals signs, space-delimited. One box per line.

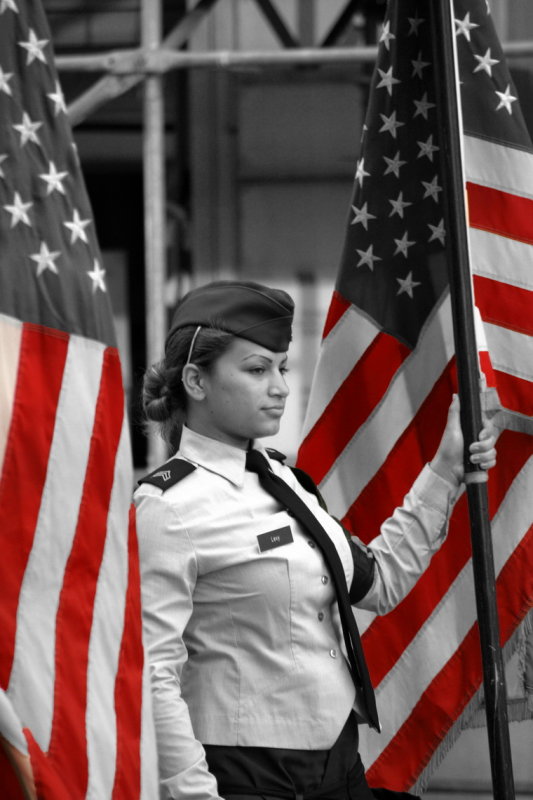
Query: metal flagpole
xmin=142 ymin=0 xmax=167 ymax=467
xmin=429 ymin=1 xmax=515 ymax=796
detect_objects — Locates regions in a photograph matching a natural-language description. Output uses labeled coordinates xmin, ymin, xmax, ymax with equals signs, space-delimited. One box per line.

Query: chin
xmin=257 ymin=421 xmax=281 ymax=439
xmin=244 ymin=422 xmax=278 ymax=441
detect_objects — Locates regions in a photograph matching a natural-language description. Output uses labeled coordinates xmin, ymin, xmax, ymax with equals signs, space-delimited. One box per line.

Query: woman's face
xmin=190 ymin=337 xmax=290 ymax=448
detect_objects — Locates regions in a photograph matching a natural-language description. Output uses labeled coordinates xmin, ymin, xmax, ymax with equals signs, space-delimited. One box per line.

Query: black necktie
xmin=245 ymin=449 xmax=380 ymax=732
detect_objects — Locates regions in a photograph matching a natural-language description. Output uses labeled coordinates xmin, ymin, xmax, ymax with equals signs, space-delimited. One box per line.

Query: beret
xmin=167 ymin=280 xmax=294 ymax=353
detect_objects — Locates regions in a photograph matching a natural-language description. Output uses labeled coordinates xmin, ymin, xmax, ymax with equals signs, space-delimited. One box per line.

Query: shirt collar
xmin=177 ymin=425 xmax=268 ymax=487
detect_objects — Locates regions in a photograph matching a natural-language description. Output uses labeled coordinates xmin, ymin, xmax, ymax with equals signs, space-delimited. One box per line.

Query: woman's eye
xmin=250 ymin=367 xmax=265 ymax=375
xmin=280 ymin=367 xmax=289 ymax=375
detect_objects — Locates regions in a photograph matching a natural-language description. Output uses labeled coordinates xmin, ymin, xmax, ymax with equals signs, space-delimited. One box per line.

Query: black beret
xmin=167 ymin=280 xmax=294 ymax=353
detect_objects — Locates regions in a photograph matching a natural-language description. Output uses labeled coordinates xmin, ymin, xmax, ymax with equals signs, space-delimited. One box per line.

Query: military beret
xmin=166 ymin=280 xmax=294 ymax=353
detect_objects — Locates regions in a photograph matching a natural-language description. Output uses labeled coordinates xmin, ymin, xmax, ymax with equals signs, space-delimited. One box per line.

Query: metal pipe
xmin=142 ymin=0 xmax=167 ymax=467
xmin=56 ymin=40 xmax=533 ymax=74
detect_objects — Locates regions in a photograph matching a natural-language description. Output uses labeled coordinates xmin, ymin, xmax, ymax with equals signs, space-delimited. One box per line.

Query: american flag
xmin=297 ymin=0 xmax=533 ymax=790
xmin=0 ymin=1 xmax=157 ymax=796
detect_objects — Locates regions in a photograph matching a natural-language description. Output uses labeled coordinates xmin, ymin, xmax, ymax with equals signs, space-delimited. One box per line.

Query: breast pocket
xmin=221 ymin=512 xmax=299 ymax=700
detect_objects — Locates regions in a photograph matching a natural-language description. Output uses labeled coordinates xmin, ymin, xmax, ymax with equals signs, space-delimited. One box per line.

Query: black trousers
xmin=222 ymin=754 xmax=373 ymax=800
xmin=223 ymin=759 xmax=419 ymax=800
xmin=205 ymin=713 xmax=420 ymax=800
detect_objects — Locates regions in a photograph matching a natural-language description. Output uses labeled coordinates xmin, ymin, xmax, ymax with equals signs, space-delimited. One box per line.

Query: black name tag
xmin=257 ymin=526 xmax=293 ymax=552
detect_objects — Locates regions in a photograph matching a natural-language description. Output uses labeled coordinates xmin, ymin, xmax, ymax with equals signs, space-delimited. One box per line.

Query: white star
xmin=383 ymin=150 xmax=407 ymax=178
xmin=377 ymin=66 xmax=401 ymax=96
xmin=389 ymin=191 xmax=412 ymax=219
xmin=64 ymin=209 xmax=91 ymax=244
xmin=407 ymin=12 xmax=424 ymax=36
xmin=422 ymin=175 xmax=442 ymax=202
xmin=455 ymin=13 xmax=479 ymax=42
xmin=397 ymin=271 xmax=421 ymax=298
xmin=3 ymin=191 xmax=32 ymax=227
xmin=47 ymin=81 xmax=67 ymax=115
xmin=356 ymin=245 xmax=381 ymax=271
xmin=394 ymin=232 xmax=415 ymax=258
xmin=495 ymin=84 xmax=517 ymax=114
xmin=13 ymin=111 xmax=42 ymax=146
xmin=0 ymin=0 xmax=18 ymax=13
xmin=39 ymin=162 xmax=68 ymax=195
xmin=87 ymin=259 xmax=107 ymax=293
xmin=355 ymin=157 xmax=370 ymax=186
xmin=350 ymin=202 xmax=376 ymax=230
xmin=379 ymin=20 xmax=395 ymax=51
xmin=411 ymin=51 xmax=430 ymax=79
xmin=428 ymin=219 xmax=446 ymax=245
xmin=417 ymin=134 xmax=439 ymax=162
xmin=0 ymin=153 xmax=7 ymax=179
xmin=30 ymin=241 xmax=61 ymax=276
xmin=0 ymin=66 xmax=14 ymax=96
xmin=473 ymin=48 xmax=499 ymax=76
xmin=379 ymin=110 xmax=404 ymax=139
xmin=413 ymin=92 xmax=436 ymax=120
xmin=18 ymin=29 xmax=48 ymax=65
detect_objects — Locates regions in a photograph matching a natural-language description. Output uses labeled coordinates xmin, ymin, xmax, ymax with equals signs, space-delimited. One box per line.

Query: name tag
xmin=257 ymin=526 xmax=293 ymax=552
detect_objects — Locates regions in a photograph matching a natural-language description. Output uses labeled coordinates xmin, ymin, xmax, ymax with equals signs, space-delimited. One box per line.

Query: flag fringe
xmin=518 ymin=609 xmax=533 ymax=715
xmin=412 ymin=616 xmax=533 ymax=793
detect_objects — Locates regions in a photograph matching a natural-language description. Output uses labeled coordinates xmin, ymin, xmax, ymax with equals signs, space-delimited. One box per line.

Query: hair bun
xmin=144 ymin=394 xmax=172 ymax=422
xmin=142 ymin=363 xmax=175 ymax=422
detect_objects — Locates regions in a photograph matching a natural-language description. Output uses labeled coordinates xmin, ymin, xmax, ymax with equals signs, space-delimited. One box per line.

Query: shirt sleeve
xmin=356 ymin=464 xmax=461 ymax=615
xmin=135 ymin=490 xmax=223 ymax=800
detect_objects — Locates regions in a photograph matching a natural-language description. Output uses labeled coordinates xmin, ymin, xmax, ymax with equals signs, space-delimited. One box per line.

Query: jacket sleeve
xmin=356 ymin=464 xmax=461 ymax=614
xmin=134 ymin=490 xmax=223 ymax=800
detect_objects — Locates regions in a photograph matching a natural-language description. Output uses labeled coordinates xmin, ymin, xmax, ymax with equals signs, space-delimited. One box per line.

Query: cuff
xmin=412 ymin=463 xmax=463 ymax=513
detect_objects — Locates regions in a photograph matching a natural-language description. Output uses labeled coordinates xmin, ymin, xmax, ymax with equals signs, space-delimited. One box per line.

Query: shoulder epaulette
xmin=137 ymin=458 xmax=196 ymax=491
xmin=265 ymin=447 xmax=287 ymax=463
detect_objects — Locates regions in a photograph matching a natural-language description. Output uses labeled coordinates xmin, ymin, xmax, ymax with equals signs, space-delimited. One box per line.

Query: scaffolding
xmin=52 ymin=0 xmax=533 ymax=466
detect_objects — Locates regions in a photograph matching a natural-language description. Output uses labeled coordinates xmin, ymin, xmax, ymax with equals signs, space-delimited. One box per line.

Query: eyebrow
xmin=241 ymin=354 xmax=287 ymax=364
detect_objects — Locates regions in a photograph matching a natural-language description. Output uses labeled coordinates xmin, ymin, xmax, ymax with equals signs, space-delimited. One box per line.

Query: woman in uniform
xmin=134 ymin=280 xmax=497 ymax=800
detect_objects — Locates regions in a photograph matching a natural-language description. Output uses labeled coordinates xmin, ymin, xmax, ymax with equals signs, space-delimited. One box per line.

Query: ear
xmin=181 ymin=364 xmax=206 ymax=401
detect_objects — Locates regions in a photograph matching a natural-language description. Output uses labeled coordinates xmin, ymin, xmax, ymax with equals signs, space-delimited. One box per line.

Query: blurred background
xmin=44 ymin=2 xmax=533 ymax=793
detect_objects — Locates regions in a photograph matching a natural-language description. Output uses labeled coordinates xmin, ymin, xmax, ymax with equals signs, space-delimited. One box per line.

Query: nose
xmin=269 ymin=369 xmax=289 ymax=397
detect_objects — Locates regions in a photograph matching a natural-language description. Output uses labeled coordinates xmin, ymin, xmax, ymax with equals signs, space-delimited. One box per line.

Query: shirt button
xmin=318 ymin=611 xmax=324 ymax=622
xmin=329 ymin=649 xmax=337 ymax=658
xmin=321 ymin=575 xmax=329 ymax=585
xmin=307 ymin=540 xmax=316 ymax=549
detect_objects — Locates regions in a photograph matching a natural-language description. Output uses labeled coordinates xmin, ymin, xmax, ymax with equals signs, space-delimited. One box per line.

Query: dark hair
xmin=142 ymin=324 xmax=234 ymax=449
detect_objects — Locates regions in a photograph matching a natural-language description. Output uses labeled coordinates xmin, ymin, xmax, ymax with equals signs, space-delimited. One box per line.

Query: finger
xmin=449 ymin=393 xmax=460 ymax=413
xmin=470 ymin=439 xmax=497 ymax=453
xmin=470 ymin=444 xmax=497 ymax=458
xmin=470 ymin=449 xmax=497 ymax=467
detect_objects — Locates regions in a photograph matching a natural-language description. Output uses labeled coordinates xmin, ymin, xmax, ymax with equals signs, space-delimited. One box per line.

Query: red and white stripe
xmin=0 ymin=313 xmax=158 ymax=798
xmin=297 ymin=139 xmax=533 ymax=788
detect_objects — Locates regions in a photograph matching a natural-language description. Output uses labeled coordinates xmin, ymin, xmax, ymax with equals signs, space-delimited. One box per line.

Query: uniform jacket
xmin=133 ymin=426 xmax=460 ymax=800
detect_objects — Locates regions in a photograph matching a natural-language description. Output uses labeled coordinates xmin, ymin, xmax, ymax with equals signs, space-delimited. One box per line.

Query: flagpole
xmin=429 ymin=2 xmax=515 ymax=797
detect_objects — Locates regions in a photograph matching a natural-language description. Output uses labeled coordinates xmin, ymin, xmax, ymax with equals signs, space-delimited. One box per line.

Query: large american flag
xmin=297 ymin=0 xmax=533 ymax=790
xmin=0 ymin=1 xmax=157 ymax=796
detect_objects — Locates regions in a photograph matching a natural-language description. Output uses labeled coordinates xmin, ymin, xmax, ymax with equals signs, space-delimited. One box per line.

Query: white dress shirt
xmin=133 ymin=426 xmax=460 ymax=800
